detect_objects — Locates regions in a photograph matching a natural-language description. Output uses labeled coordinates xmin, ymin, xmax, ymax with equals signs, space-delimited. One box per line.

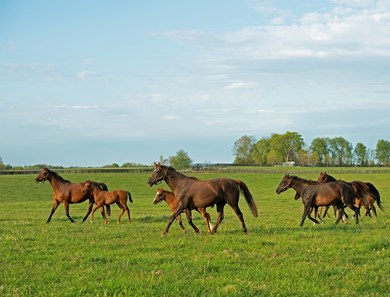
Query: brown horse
xmin=35 ymin=167 xmax=110 ymax=223
xmin=276 ymin=174 xmax=361 ymax=226
xmin=82 ymin=181 xmax=133 ymax=224
xmin=147 ymin=163 xmax=258 ymax=235
xmin=275 ymin=174 xmax=337 ymax=222
xmin=318 ymin=171 xmax=383 ymax=217
xmin=153 ymin=188 xmax=213 ymax=233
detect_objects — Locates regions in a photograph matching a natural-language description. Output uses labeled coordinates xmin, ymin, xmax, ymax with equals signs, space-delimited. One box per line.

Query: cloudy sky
xmin=1 ymin=0 xmax=389 ymax=167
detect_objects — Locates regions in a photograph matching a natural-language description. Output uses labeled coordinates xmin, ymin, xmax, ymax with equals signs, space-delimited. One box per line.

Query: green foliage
xmin=376 ymin=139 xmax=390 ymax=166
xmin=233 ymin=135 xmax=256 ymax=164
xmin=169 ymin=149 xmax=192 ymax=169
xmin=0 ymin=171 xmax=389 ymax=296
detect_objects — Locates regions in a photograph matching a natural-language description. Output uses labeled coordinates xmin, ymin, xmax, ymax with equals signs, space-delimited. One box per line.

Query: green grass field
xmin=0 ymin=170 xmax=389 ymax=296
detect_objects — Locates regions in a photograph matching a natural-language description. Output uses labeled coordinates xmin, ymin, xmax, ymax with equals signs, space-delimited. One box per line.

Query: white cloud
xmin=77 ymin=70 xmax=97 ymax=79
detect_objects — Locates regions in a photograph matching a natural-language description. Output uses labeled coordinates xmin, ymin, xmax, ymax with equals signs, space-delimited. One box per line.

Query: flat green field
xmin=0 ymin=170 xmax=389 ymax=296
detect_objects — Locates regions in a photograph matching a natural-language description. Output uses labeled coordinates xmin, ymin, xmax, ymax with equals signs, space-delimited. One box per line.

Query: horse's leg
xmin=63 ymin=201 xmax=75 ymax=223
xmin=300 ymin=205 xmax=311 ymax=227
xmin=46 ymin=200 xmax=60 ymax=223
xmin=198 ymin=208 xmax=213 ymax=233
xmin=230 ymin=204 xmax=248 ymax=234
xmin=99 ymin=206 xmax=109 ymax=224
xmin=163 ymin=207 xmax=184 ymax=236
xmin=334 ymin=204 xmax=345 ymax=224
xmin=90 ymin=205 xmax=100 ymax=223
xmin=116 ymin=201 xmax=125 ymax=223
xmin=184 ymin=209 xmax=200 ymax=233
xmin=124 ymin=204 xmax=131 ymax=223
xmin=307 ymin=207 xmax=320 ymax=225
xmin=82 ymin=200 xmax=94 ymax=222
xmin=211 ymin=202 xmax=226 ymax=234
xmin=176 ymin=214 xmax=187 ymax=233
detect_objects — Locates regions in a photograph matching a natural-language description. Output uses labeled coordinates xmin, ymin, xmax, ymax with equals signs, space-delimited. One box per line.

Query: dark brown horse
xmin=275 ymin=174 xmax=337 ymax=222
xmin=82 ymin=181 xmax=132 ymax=224
xmin=276 ymin=174 xmax=361 ymax=226
xmin=318 ymin=171 xmax=383 ymax=217
xmin=153 ymin=188 xmax=213 ymax=233
xmin=147 ymin=163 xmax=258 ymax=235
xmin=35 ymin=167 xmax=110 ymax=223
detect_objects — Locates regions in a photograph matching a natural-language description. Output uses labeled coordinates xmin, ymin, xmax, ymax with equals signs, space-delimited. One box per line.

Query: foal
xmin=153 ymin=188 xmax=213 ymax=233
xmin=82 ymin=181 xmax=133 ymax=224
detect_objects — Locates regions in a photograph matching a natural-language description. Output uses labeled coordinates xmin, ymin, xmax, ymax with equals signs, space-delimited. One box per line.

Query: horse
xmin=275 ymin=174 xmax=346 ymax=223
xmin=35 ymin=167 xmax=110 ymax=223
xmin=147 ymin=162 xmax=258 ymax=235
xmin=318 ymin=172 xmax=384 ymax=217
xmin=276 ymin=174 xmax=362 ymax=226
xmin=153 ymin=188 xmax=213 ymax=233
xmin=81 ymin=180 xmax=133 ymax=224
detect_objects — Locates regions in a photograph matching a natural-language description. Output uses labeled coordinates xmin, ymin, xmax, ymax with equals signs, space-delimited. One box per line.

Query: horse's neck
xmin=48 ymin=176 xmax=69 ymax=193
xmin=165 ymin=170 xmax=189 ymax=192
xmin=290 ymin=179 xmax=310 ymax=195
xmin=164 ymin=192 xmax=176 ymax=205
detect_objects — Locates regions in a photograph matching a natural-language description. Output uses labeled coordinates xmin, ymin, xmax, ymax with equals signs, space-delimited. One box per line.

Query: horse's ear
xmin=286 ymin=173 xmax=289 ymax=177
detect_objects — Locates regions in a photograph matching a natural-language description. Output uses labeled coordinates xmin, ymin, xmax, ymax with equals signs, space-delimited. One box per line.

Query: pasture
xmin=0 ymin=170 xmax=389 ymax=296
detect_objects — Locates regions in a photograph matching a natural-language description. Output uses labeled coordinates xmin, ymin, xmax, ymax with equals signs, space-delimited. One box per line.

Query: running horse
xmin=35 ymin=167 xmax=110 ymax=223
xmin=147 ymin=163 xmax=258 ymax=235
xmin=318 ymin=172 xmax=384 ymax=217
xmin=153 ymin=188 xmax=213 ymax=233
xmin=82 ymin=181 xmax=133 ymax=224
xmin=276 ymin=174 xmax=362 ymax=226
xmin=275 ymin=174 xmax=337 ymax=222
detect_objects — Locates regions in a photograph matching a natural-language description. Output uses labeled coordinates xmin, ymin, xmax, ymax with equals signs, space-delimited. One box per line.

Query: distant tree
xmin=354 ymin=142 xmax=368 ymax=166
xmin=270 ymin=131 xmax=304 ymax=163
xmin=158 ymin=155 xmax=169 ymax=165
xmin=329 ymin=137 xmax=353 ymax=166
xmin=376 ymin=139 xmax=390 ymax=166
xmin=232 ymin=135 xmax=256 ymax=164
xmin=310 ymin=137 xmax=330 ymax=166
xmin=252 ymin=137 xmax=271 ymax=165
xmin=267 ymin=149 xmax=281 ymax=166
xmin=169 ymin=149 xmax=192 ymax=169
xmin=0 ymin=155 xmax=4 ymax=171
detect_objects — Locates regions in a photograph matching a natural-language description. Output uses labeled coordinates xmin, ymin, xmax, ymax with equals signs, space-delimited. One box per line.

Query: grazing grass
xmin=0 ymin=170 xmax=389 ymax=296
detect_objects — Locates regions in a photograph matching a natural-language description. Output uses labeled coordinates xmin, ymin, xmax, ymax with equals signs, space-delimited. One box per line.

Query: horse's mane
xmin=45 ymin=168 xmax=71 ymax=183
xmin=290 ymin=175 xmax=317 ymax=184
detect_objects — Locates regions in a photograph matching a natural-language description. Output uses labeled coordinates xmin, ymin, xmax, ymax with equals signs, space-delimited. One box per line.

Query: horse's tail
xmin=126 ymin=191 xmax=133 ymax=203
xmin=366 ymin=182 xmax=384 ymax=211
xmin=236 ymin=180 xmax=258 ymax=217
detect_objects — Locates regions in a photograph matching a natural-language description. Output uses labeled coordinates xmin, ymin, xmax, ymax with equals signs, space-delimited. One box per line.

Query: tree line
xmin=232 ymin=131 xmax=390 ymax=167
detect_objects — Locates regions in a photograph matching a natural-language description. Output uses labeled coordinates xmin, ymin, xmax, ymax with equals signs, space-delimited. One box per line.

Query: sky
xmin=0 ymin=0 xmax=389 ymax=167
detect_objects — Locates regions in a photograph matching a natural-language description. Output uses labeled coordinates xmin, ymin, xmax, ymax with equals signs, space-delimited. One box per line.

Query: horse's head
xmin=276 ymin=174 xmax=293 ymax=194
xmin=147 ymin=162 xmax=168 ymax=187
xmin=81 ymin=180 xmax=94 ymax=193
xmin=317 ymin=171 xmax=332 ymax=183
xmin=153 ymin=188 xmax=166 ymax=205
xmin=35 ymin=167 xmax=51 ymax=183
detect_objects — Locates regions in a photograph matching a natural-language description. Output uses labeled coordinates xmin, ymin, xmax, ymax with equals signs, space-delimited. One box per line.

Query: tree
xmin=270 ymin=131 xmax=304 ymax=163
xmin=376 ymin=139 xmax=390 ymax=166
xmin=354 ymin=142 xmax=367 ymax=166
xmin=0 ymin=155 xmax=4 ymax=172
xmin=252 ymin=137 xmax=270 ymax=165
xmin=158 ymin=155 xmax=169 ymax=165
xmin=232 ymin=135 xmax=256 ymax=164
xmin=310 ymin=137 xmax=330 ymax=166
xmin=169 ymin=149 xmax=192 ymax=169
xmin=328 ymin=137 xmax=353 ymax=166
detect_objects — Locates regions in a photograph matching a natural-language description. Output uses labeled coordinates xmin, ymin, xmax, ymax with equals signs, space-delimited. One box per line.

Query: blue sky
xmin=1 ymin=0 xmax=389 ymax=167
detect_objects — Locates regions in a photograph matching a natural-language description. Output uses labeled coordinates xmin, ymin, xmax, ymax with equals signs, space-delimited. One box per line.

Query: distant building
xmin=282 ymin=161 xmax=295 ymax=167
